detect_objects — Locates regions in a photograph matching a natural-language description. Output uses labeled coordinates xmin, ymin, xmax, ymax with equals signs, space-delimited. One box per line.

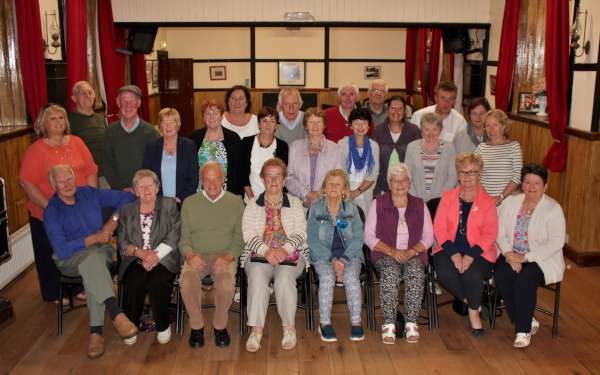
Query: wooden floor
xmin=1 ymin=262 xmax=599 ymax=375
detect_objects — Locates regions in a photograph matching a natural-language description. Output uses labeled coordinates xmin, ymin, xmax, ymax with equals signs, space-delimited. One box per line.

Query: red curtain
xmin=15 ymin=0 xmax=47 ymax=122
xmin=428 ymin=29 xmax=442 ymax=100
xmin=542 ymin=0 xmax=569 ymax=172
xmin=418 ymin=28 xmax=428 ymax=104
xmin=405 ymin=29 xmax=417 ymax=105
xmin=98 ymin=0 xmax=125 ymax=121
xmin=495 ymin=0 xmax=520 ymax=111
xmin=66 ymin=0 xmax=88 ymax=111
xmin=131 ymin=53 xmax=149 ymax=121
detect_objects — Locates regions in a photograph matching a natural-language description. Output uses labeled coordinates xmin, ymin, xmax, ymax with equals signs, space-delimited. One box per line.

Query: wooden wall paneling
xmin=147 ymin=94 xmax=161 ymax=127
xmin=0 ymin=129 xmax=34 ymax=234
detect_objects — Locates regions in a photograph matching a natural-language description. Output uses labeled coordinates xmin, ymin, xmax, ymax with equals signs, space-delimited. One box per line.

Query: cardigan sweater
xmin=189 ymin=126 xmax=244 ymax=196
xmin=432 ymin=186 xmax=498 ymax=263
xmin=240 ymin=135 xmax=289 ymax=192
xmin=142 ymin=136 xmax=199 ymax=202
xmin=117 ymin=197 xmax=182 ymax=279
xmin=240 ymin=193 xmax=309 ymax=269
xmin=497 ymin=193 xmax=566 ymax=284
xmin=404 ymin=139 xmax=457 ymax=202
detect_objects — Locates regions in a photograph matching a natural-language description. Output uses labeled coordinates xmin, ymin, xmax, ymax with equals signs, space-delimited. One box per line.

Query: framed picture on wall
xmin=146 ymin=61 xmax=152 ymax=84
xmin=490 ymin=75 xmax=497 ymax=95
xmin=518 ymin=92 xmax=539 ymax=113
xmin=364 ymin=65 xmax=381 ymax=80
xmin=278 ymin=61 xmax=305 ymax=86
xmin=210 ymin=66 xmax=227 ymax=80
xmin=151 ymin=61 xmax=158 ymax=88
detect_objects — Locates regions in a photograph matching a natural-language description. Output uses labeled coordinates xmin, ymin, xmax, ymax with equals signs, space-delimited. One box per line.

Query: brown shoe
xmin=112 ymin=313 xmax=138 ymax=339
xmin=87 ymin=333 xmax=105 ymax=359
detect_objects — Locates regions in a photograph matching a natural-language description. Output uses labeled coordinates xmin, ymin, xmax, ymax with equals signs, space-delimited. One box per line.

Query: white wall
xmin=112 ymin=0 xmax=490 ymax=23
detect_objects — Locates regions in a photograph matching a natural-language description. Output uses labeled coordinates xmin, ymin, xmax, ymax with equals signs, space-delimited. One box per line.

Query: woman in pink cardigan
xmin=432 ymin=153 xmax=498 ymax=336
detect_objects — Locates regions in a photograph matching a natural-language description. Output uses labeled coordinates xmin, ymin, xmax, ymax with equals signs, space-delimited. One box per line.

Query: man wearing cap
xmin=103 ymin=85 xmax=159 ymax=191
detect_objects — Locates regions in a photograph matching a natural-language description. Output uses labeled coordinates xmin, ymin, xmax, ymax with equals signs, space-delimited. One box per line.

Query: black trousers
xmin=494 ymin=256 xmax=545 ymax=334
xmin=121 ymin=262 xmax=176 ymax=332
xmin=29 ymin=217 xmax=61 ymax=301
xmin=433 ymin=251 xmax=492 ymax=310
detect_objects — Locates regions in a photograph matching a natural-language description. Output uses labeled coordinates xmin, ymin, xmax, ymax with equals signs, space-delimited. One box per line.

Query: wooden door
xmin=158 ymin=58 xmax=195 ymax=137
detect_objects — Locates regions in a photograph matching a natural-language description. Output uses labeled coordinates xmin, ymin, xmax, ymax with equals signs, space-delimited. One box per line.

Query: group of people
xmin=18 ymin=78 xmax=566 ymax=359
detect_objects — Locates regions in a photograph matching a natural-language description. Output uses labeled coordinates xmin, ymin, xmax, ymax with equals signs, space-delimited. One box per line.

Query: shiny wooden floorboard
xmin=1 ymin=262 xmax=599 ymax=375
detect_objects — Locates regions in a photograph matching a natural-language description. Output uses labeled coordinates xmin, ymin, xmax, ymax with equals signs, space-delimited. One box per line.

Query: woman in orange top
xmin=432 ymin=152 xmax=497 ymax=336
xmin=19 ymin=104 xmax=98 ymax=303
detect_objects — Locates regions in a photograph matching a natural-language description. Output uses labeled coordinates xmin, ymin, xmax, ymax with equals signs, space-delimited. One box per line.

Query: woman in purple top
xmin=364 ymin=163 xmax=434 ymax=345
xmin=286 ymin=108 xmax=343 ymax=208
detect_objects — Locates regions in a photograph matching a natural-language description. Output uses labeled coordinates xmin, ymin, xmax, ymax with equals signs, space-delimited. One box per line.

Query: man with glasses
xmin=276 ymin=88 xmax=305 ymax=145
xmin=364 ymin=79 xmax=389 ymax=128
xmin=411 ymin=81 xmax=467 ymax=143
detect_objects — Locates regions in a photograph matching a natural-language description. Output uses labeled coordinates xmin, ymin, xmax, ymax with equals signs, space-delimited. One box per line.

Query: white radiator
xmin=0 ymin=225 xmax=34 ymax=289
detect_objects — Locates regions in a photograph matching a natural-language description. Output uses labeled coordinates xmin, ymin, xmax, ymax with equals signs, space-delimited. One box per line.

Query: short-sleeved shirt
xmin=19 ymin=136 xmax=98 ymax=220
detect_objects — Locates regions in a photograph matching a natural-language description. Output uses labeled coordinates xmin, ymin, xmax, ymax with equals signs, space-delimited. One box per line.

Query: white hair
xmin=387 ymin=163 xmax=412 ymax=184
xmin=337 ymin=82 xmax=359 ymax=97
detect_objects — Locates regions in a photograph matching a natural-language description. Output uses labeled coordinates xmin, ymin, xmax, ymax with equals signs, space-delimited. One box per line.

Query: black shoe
xmin=471 ymin=328 xmax=485 ymax=337
xmin=214 ymin=328 xmax=230 ymax=347
xmin=189 ymin=328 xmax=204 ymax=348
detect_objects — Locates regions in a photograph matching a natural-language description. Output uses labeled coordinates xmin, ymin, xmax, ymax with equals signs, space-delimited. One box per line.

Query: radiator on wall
xmin=0 ymin=225 xmax=34 ymax=290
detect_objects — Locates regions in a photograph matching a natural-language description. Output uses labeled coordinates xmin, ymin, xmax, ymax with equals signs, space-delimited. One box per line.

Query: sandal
xmin=245 ymin=331 xmax=263 ymax=352
xmin=405 ymin=323 xmax=419 ymax=344
xmin=281 ymin=328 xmax=297 ymax=350
xmin=381 ymin=323 xmax=396 ymax=345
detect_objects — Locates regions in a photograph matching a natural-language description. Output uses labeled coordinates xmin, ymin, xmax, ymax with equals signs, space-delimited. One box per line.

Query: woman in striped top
xmin=474 ymin=110 xmax=522 ymax=205
xmin=404 ymin=112 xmax=457 ymax=217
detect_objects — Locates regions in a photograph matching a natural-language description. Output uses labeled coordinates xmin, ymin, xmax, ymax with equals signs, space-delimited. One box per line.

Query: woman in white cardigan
xmin=495 ymin=163 xmax=566 ymax=349
xmin=404 ymin=112 xmax=457 ymax=216
xmin=240 ymin=158 xmax=309 ymax=353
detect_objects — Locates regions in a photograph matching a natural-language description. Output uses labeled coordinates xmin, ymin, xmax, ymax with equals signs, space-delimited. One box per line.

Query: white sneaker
xmin=381 ymin=323 xmax=396 ymax=345
xmin=281 ymin=329 xmax=297 ymax=350
xmin=246 ymin=331 xmax=263 ymax=352
xmin=513 ymin=332 xmax=531 ymax=348
xmin=157 ymin=326 xmax=171 ymax=344
xmin=531 ymin=317 xmax=540 ymax=335
xmin=123 ymin=334 xmax=137 ymax=346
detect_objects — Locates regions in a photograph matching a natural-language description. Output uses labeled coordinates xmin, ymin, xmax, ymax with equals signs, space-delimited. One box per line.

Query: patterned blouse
xmin=140 ymin=212 xmax=154 ymax=250
xmin=198 ymin=140 xmax=228 ymax=190
xmin=512 ymin=209 xmax=532 ymax=254
xmin=260 ymin=206 xmax=300 ymax=263
xmin=421 ymin=143 xmax=443 ymax=193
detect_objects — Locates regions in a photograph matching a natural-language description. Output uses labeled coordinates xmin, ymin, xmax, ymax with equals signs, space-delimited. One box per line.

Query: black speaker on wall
xmin=129 ymin=26 xmax=158 ymax=54
xmin=442 ymin=27 xmax=470 ymax=53
xmin=45 ymin=61 xmax=68 ymax=108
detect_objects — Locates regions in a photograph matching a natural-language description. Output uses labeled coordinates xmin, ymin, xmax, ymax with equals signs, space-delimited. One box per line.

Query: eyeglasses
xmin=370 ymin=89 xmax=385 ymax=94
xmin=458 ymin=170 xmax=479 ymax=177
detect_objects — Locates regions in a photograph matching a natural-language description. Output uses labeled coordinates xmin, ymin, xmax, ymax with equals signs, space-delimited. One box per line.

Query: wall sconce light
xmin=571 ymin=9 xmax=590 ymax=57
xmin=44 ymin=10 xmax=61 ymax=55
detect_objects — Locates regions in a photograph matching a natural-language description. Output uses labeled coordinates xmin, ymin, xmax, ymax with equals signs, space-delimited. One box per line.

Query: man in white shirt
xmin=411 ymin=81 xmax=467 ymax=142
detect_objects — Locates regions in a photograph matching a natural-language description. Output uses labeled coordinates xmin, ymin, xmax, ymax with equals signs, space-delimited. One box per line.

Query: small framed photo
xmin=210 ymin=65 xmax=227 ymax=81
xmin=518 ymin=92 xmax=539 ymax=113
xmin=490 ymin=75 xmax=497 ymax=95
xmin=146 ymin=60 xmax=153 ymax=84
xmin=364 ymin=65 xmax=382 ymax=80
xmin=151 ymin=61 xmax=159 ymax=88
xmin=278 ymin=61 xmax=306 ymax=86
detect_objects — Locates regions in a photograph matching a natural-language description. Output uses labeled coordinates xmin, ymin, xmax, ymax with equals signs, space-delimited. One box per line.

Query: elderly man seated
xmin=179 ymin=161 xmax=244 ymax=348
xmin=43 ymin=164 xmax=137 ymax=359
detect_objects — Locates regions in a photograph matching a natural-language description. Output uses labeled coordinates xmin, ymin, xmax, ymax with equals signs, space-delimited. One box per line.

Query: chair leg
xmin=239 ymin=272 xmax=246 ymax=337
xmin=490 ymin=286 xmax=498 ymax=329
xmin=305 ymin=269 xmax=314 ymax=331
xmin=57 ymin=281 xmax=63 ymax=336
xmin=175 ymin=285 xmax=181 ymax=335
xmin=485 ymin=280 xmax=495 ymax=327
xmin=552 ymin=283 xmax=561 ymax=338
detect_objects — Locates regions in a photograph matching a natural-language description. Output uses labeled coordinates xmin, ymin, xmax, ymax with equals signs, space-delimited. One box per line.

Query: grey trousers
xmin=54 ymin=244 xmax=115 ymax=327
xmin=244 ymin=257 xmax=305 ymax=328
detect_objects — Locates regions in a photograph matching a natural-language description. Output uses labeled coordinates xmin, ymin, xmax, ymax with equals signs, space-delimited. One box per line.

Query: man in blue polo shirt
xmin=44 ymin=164 xmax=136 ymax=359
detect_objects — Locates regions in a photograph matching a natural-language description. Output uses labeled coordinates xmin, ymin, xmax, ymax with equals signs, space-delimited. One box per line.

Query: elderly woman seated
xmin=117 ymin=169 xmax=181 ymax=346
xmin=495 ymin=163 xmax=566 ymax=349
xmin=43 ymin=164 xmax=136 ymax=359
xmin=241 ymin=158 xmax=308 ymax=352
xmin=308 ymin=169 xmax=365 ymax=343
xmin=364 ymin=163 xmax=434 ymax=344
xmin=432 ymin=153 xmax=498 ymax=336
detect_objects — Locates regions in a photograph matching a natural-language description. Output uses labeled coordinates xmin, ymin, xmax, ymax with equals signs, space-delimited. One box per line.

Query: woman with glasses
xmin=308 ymin=169 xmax=365 ymax=342
xmin=432 ymin=153 xmax=498 ymax=336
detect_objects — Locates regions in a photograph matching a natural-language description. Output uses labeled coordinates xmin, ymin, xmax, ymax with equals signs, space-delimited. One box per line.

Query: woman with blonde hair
xmin=308 ymin=169 xmax=365 ymax=342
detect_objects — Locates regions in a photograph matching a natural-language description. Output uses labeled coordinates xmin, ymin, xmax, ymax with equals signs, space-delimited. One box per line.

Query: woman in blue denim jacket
xmin=308 ymin=169 xmax=365 ymax=342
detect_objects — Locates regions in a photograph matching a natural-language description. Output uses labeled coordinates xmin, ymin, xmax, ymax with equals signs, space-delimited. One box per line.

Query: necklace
xmin=265 ymin=195 xmax=283 ymax=207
